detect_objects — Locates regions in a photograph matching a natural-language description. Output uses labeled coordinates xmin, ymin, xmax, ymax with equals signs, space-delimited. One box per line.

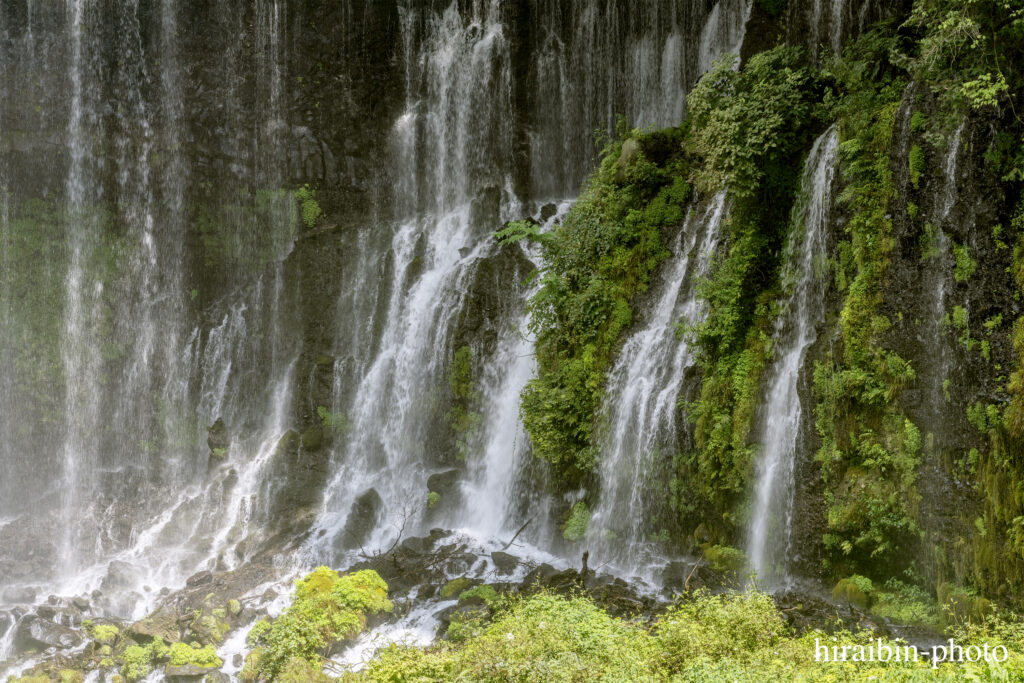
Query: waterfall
xmin=746 ymin=125 xmax=839 ymax=583
xmin=588 ymin=193 xmax=727 ymax=577
xmin=0 ymin=0 xmax=757 ymax=630
xmin=920 ymin=122 xmax=964 ymax=425
xmin=0 ymin=1 xmax=306 ymax=616
xmin=529 ymin=0 xmax=751 ymax=197
xmin=307 ymin=0 xmax=519 ymax=559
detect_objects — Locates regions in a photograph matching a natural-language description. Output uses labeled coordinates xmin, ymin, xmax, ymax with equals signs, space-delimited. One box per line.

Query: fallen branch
xmin=684 ymin=553 xmax=704 ymax=592
xmin=500 ymin=518 xmax=532 ymax=551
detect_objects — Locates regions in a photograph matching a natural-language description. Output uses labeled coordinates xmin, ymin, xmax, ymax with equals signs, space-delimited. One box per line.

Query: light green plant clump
xmin=243 ymin=567 xmax=392 ymax=681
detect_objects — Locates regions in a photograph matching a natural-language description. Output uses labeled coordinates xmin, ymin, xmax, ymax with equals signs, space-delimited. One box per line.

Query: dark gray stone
xmin=490 ymin=551 xmax=518 ymax=574
xmin=339 ymin=488 xmax=383 ymax=550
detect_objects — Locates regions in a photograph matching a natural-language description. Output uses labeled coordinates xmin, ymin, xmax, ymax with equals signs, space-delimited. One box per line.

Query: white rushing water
xmin=589 ymin=193 xmax=727 ymax=578
xmin=746 ymin=125 xmax=839 ymax=583
xmin=0 ymin=5 xmax=761 ymax=677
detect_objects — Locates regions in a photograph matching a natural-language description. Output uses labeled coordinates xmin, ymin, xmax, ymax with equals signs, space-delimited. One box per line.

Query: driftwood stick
xmin=684 ymin=553 xmax=704 ymax=592
xmin=500 ymin=518 xmax=532 ymax=551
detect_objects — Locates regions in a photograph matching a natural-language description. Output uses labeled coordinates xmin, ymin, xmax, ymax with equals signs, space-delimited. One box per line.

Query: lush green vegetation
xmin=811 ymin=25 xmax=924 ymax=577
xmin=500 ymin=0 xmax=1024 ymax=615
xmin=340 ymin=589 xmax=1024 ymax=682
xmin=679 ymin=46 xmax=824 ymax=537
xmin=499 ymin=123 xmax=691 ymax=484
xmin=243 ymin=567 xmax=392 ymax=681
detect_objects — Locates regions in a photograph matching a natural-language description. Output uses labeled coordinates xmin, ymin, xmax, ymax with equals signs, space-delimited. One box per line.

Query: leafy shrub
xmin=168 ymin=642 xmax=222 ymax=668
xmin=295 ymin=184 xmax=322 ymax=228
xmin=562 ymin=501 xmax=590 ymax=542
xmin=505 ymin=125 xmax=690 ymax=482
xmin=245 ymin=567 xmax=392 ymax=680
xmin=655 ymin=591 xmax=785 ymax=671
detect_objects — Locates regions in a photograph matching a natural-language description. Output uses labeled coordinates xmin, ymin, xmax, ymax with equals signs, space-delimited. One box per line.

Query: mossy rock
xmin=703 ymin=545 xmax=747 ymax=576
xmin=301 ymin=425 xmax=324 ymax=451
xmin=832 ymin=577 xmax=873 ymax=610
xmin=128 ymin=605 xmax=180 ymax=643
xmin=457 ymin=584 xmax=499 ymax=607
xmin=937 ymin=582 xmax=992 ymax=624
xmin=440 ymin=577 xmax=478 ymax=600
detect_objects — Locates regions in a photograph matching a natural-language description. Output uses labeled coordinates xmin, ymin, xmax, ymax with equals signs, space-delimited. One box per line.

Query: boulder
xmin=165 ymin=663 xmax=223 ymax=680
xmin=16 ymin=616 xmax=83 ymax=650
xmin=128 ymin=604 xmax=180 ymax=643
xmin=490 ymin=551 xmax=518 ymax=574
xmin=426 ymin=469 xmax=461 ymax=499
xmin=339 ymin=488 xmax=383 ymax=550
xmin=206 ymin=418 xmax=230 ymax=452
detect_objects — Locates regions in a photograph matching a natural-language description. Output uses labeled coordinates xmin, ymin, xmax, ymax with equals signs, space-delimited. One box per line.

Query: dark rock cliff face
xmin=0 ymin=0 xmax=1021 ymax=629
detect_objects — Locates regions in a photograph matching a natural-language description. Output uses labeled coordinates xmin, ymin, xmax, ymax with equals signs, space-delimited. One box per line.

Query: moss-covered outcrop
xmin=242 ymin=567 xmax=392 ymax=681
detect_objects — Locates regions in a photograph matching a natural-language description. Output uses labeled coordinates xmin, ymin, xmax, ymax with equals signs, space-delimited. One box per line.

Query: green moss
xmin=832 ymin=575 xmax=874 ymax=609
xmin=506 ymin=123 xmax=689 ymax=482
xmin=90 ymin=623 xmax=119 ymax=645
xmin=427 ymin=491 xmax=441 ymax=509
xmin=440 ymin=577 xmax=476 ymax=600
xmin=295 ymin=184 xmax=322 ymax=229
xmin=458 ymin=585 xmax=499 ymax=607
xmin=120 ymin=638 xmax=169 ymax=682
xmin=908 ymin=144 xmax=926 ymax=189
xmin=703 ymin=544 xmax=748 ymax=578
xmin=316 ymin=405 xmax=349 ymax=432
xmin=58 ymin=671 xmax=85 ymax=683
xmin=446 ymin=345 xmax=481 ymax=459
xmin=168 ymin=642 xmax=222 ymax=668
xmin=245 ymin=567 xmax=392 ymax=680
xmin=953 ymin=241 xmax=977 ymax=282
xmin=561 ymin=501 xmax=590 ymax=542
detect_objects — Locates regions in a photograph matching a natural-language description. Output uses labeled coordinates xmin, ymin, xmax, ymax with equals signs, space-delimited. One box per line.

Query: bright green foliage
xmin=295 ymin=184 xmax=322 ymax=229
xmin=908 ymin=144 xmax=926 ymax=188
xmin=682 ymin=47 xmax=823 ymax=532
xmin=247 ymin=618 xmax=271 ymax=648
xmin=362 ymin=592 xmax=657 ymax=682
xmin=687 ymin=48 xmax=819 ymax=199
xmin=349 ymin=589 xmax=1024 ymax=681
xmin=953 ymin=241 xmax=977 ymax=281
xmin=278 ymin=656 xmax=333 ymax=682
xmin=90 ymin=623 xmax=119 ymax=645
xmin=245 ymin=567 xmax=392 ymax=681
xmin=120 ymin=638 xmax=169 ymax=682
xmin=446 ymin=345 xmax=481 ymax=459
xmin=870 ymin=578 xmax=942 ymax=629
xmin=511 ymin=124 xmax=690 ymax=482
xmin=655 ymin=591 xmax=785 ymax=671
xmin=57 ymin=671 xmax=84 ymax=683
xmin=910 ymin=110 xmax=928 ymax=133
xmin=459 ymin=584 xmax=499 ymax=606
xmin=168 ymin=642 xmax=222 ymax=668
xmin=810 ymin=27 xmax=925 ymax=576
xmin=427 ymin=491 xmax=441 ymax=509
xmin=562 ymin=501 xmax=590 ymax=542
